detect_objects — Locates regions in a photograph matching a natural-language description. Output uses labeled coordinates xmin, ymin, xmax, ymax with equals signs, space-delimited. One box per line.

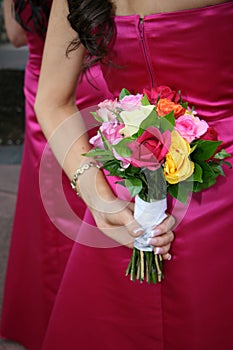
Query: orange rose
xmin=156 ymin=98 xmax=185 ymax=118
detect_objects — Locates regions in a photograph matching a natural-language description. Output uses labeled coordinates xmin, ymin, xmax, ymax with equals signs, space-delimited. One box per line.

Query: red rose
xmin=128 ymin=127 xmax=171 ymax=170
xmin=201 ymin=127 xmax=223 ymax=155
xmin=143 ymin=85 xmax=180 ymax=105
xmin=201 ymin=127 xmax=218 ymax=141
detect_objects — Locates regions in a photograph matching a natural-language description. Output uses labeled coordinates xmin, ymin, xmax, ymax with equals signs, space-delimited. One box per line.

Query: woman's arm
xmin=35 ymin=0 xmax=88 ymax=179
xmin=35 ymin=0 xmax=175 ymax=254
xmin=3 ymin=0 xmax=27 ymax=47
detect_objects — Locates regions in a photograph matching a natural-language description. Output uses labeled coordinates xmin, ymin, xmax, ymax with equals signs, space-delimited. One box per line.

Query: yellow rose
xmin=164 ymin=130 xmax=194 ymax=184
xmin=120 ymin=105 xmax=154 ymax=137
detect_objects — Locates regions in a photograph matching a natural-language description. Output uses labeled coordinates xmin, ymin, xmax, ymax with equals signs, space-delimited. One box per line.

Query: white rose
xmin=119 ymin=105 xmax=154 ymax=137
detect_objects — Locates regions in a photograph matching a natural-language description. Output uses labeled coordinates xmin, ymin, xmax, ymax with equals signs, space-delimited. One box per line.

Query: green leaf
xmin=98 ymin=155 xmax=117 ymax=163
xmin=113 ymin=138 xmax=133 ymax=157
xmin=102 ymin=160 xmax=126 ymax=177
xmin=99 ymin=129 xmax=112 ymax=151
xmin=119 ymin=88 xmax=131 ymax=99
xmin=90 ymin=111 xmax=103 ymax=123
xmin=192 ymin=161 xmax=217 ymax=192
xmin=83 ymin=149 xmax=115 ymax=163
xmin=181 ymin=101 xmax=189 ymax=109
xmin=222 ymin=160 xmax=232 ymax=168
xmin=191 ymin=140 xmax=222 ymax=161
xmin=159 ymin=111 xmax=175 ymax=132
xmin=167 ymin=182 xmax=191 ymax=205
xmin=125 ymin=165 xmax=142 ymax=176
xmin=209 ymin=162 xmax=225 ymax=176
xmin=125 ymin=178 xmax=143 ymax=197
xmin=190 ymin=144 xmax=197 ymax=154
xmin=192 ymin=163 xmax=203 ymax=183
xmin=84 ymin=149 xmax=112 ymax=157
xmin=214 ymin=149 xmax=231 ymax=160
xmin=139 ymin=109 xmax=160 ymax=132
xmin=141 ymin=94 xmax=151 ymax=106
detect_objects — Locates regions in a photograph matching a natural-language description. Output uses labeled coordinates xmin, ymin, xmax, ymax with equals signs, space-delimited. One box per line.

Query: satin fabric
xmin=41 ymin=2 xmax=233 ymax=350
xmin=0 ymin=4 xmax=112 ymax=350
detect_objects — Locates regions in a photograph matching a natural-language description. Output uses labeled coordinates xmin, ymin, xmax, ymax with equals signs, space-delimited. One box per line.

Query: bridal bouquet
xmin=85 ymin=86 xmax=231 ymax=284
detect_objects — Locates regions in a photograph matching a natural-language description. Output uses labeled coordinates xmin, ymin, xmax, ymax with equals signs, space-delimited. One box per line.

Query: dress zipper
xmin=138 ymin=17 xmax=154 ymax=87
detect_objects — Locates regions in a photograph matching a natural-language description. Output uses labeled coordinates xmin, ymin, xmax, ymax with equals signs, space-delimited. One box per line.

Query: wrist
xmin=70 ymin=161 xmax=100 ymax=197
xmin=71 ymin=162 xmax=116 ymax=208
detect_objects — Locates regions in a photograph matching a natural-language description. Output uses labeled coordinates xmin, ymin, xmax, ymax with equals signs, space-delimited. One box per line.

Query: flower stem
xmin=140 ymin=250 xmax=144 ymax=282
xmin=154 ymin=253 xmax=163 ymax=282
xmin=125 ymin=256 xmax=132 ymax=276
xmin=126 ymin=249 xmax=164 ymax=284
xmin=130 ymin=248 xmax=137 ymax=281
xmin=145 ymin=252 xmax=150 ymax=283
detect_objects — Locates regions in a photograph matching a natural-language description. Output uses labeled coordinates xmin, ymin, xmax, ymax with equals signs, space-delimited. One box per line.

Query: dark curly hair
xmin=14 ymin=0 xmax=52 ymax=37
xmin=67 ymin=0 xmax=116 ymax=69
xmin=14 ymin=1 xmax=115 ymax=70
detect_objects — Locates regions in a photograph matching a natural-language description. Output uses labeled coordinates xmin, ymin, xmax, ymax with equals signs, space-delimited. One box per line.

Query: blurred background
xmin=0 ymin=0 xmax=27 ymax=348
xmin=0 ymin=0 xmax=27 ymax=147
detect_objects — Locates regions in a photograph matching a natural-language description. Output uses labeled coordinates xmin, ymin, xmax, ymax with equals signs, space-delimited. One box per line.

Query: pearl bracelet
xmin=70 ymin=161 xmax=100 ymax=197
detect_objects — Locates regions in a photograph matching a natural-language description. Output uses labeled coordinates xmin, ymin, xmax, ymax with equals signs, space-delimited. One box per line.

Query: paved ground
xmin=0 ymin=338 xmax=25 ymax=350
xmin=0 ymin=43 xmax=27 ymax=349
xmin=0 ymin=148 xmax=25 ymax=350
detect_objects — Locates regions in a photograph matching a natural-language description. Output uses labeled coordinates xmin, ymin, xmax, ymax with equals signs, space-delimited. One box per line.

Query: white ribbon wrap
xmin=134 ymin=195 xmax=167 ymax=252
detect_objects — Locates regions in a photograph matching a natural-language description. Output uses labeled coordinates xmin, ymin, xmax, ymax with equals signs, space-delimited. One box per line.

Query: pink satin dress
xmin=40 ymin=3 xmax=233 ymax=350
xmin=0 ymin=4 xmax=112 ymax=350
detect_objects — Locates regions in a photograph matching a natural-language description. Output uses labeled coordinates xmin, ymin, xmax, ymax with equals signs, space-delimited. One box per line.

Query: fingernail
xmin=154 ymin=247 xmax=162 ymax=254
xmin=147 ymin=238 xmax=158 ymax=245
xmin=167 ymin=254 xmax=172 ymax=261
xmin=133 ymin=228 xmax=144 ymax=235
xmin=150 ymin=229 xmax=161 ymax=237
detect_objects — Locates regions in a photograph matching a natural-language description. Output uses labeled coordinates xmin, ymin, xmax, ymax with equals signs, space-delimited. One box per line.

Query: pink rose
xmin=89 ymin=121 xmax=124 ymax=149
xmin=96 ymin=99 xmax=119 ymax=122
xmin=143 ymin=85 xmax=180 ymax=105
xmin=174 ymin=114 xmax=209 ymax=143
xmin=119 ymin=94 xmax=143 ymax=111
xmin=127 ymin=127 xmax=171 ymax=170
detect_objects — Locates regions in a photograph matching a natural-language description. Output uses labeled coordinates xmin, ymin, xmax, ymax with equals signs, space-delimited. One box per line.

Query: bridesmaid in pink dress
xmin=37 ymin=0 xmax=233 ymax=349
xmin=0 ymin=1 xmax=112 ymax=349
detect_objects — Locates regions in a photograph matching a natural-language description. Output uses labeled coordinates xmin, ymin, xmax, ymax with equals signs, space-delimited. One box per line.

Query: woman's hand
xmin=79 ymin=168 xmax=175 ymax=257
xmin=90 ymin=198 xmax=175 ymax=259
xmin=146 ymin=214 xmax=175 ymax=260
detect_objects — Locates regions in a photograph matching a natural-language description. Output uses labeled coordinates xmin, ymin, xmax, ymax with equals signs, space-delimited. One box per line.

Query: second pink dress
xmin=0 ymin=3 xmax=112 ymax=350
